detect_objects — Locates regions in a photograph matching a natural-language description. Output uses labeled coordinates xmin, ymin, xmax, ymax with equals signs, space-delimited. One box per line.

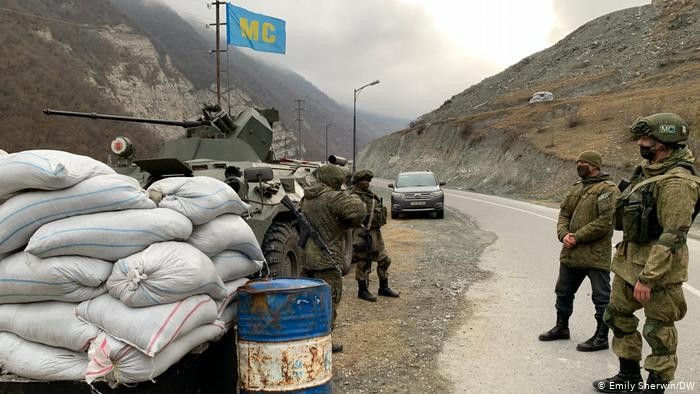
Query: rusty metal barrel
xmin=236 ymin=278 xmax=332 ymax=393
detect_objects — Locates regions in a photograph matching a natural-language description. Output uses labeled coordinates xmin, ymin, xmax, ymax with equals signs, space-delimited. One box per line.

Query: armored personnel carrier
xmin=43 ymin=104 xmax=353 ymax=276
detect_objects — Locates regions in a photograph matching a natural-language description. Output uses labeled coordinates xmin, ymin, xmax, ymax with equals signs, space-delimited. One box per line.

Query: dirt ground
xmin=331 ymin=188 xmax=495 ymax=393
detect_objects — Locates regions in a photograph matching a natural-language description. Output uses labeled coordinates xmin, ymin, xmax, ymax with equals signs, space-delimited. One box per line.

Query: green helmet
xmin=315 ymin=164 xmax=347 ymax=190
xmin=352 ymin=169 xmax=374 ymax=184
xmin=629 ymin=113 xmax=689 ymax=144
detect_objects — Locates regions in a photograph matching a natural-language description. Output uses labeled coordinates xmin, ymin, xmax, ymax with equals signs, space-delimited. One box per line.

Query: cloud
xmin=244 ymin=0 xmax=498 ymax=119
xmin=548 ymin=0 xmax=649 ymax=42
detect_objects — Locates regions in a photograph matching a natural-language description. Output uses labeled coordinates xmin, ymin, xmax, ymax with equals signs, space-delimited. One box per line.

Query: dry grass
xmin=444 ymin=63 xmax=700 ymax=170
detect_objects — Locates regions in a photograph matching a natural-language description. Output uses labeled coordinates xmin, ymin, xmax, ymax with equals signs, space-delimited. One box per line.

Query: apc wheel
xmin=391 ymin=211 xmax=398 ymax=219
xmin=262 ymin=222 xmax=301 ymax=277
xmin=436 ymin=210 xmax=444 ymax=219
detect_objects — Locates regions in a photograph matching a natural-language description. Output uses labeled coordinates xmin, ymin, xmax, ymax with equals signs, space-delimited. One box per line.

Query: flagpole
xmin=213 ymin=1 xmax=226 ymax=107
xmin=226 ymin=42 xmax=231 ymax=114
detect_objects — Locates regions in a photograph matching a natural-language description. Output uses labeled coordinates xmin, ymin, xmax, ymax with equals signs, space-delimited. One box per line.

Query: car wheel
xmin=391 ymin=211 xmax=398 ymax=219
xmin=436 ymin=210 xmax=444 ymax=219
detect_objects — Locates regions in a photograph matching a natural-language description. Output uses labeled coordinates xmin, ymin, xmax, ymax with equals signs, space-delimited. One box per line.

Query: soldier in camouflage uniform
xmin=350 ymin=170 xmax=400 ymax=302
xmin=300 ymin=165 xmax=367 ymax=353
xmin=539 ymin=150 xmax=620 ymax=352
xmin=593 ymin=114 xmax=700 ymax=393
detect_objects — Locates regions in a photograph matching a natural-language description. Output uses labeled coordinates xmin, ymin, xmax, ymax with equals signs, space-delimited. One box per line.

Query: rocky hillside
xmin=0 ymin=0 xmax=405 ymax=162
xmin=358 ymin=0 xmax=700 ymax=201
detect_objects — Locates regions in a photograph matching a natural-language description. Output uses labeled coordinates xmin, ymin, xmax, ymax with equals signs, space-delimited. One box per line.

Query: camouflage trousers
xmin=604 ymin=275 xmax=687 ymax=381
xmin=352 ymin=228 xmax=392 ymax=282
xmin=301 ymin=268 xmax=342 ymax=331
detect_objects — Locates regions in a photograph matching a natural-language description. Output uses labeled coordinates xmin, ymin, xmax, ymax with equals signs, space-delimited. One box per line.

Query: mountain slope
xmin=0 ymin=0 xmax=405 ymax=161
xmin=0 ymin=0 xmax=163 ymax=159
xmin=359 ymin=0 xmax=700 ymax=200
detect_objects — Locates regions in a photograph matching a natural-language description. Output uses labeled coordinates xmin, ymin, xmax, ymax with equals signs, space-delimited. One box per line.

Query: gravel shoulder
xmin=331 ymin=188 xmax=496 ymax=393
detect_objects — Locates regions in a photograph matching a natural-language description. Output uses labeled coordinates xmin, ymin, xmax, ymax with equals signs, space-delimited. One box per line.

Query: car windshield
xmin=396 ymin=173 xmax=437 ymax=187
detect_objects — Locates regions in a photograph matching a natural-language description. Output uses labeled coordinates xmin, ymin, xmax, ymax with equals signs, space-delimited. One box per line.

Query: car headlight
xmin=391 ymin=192 xmax=404 ymax=199
xmin=431 ymin=190 xmax=444 ymax=197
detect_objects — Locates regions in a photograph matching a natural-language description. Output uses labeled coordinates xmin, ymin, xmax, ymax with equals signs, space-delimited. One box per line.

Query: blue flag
xmin=226 ymin=4 xmax=286 ymax=54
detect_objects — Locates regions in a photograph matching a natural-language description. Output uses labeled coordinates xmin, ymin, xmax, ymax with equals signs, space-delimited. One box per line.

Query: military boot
xmin=538 ymin=311 xmax=570 ymax=341
xmin=332 ymin=341 xmax=343 ymax=353
xmin=642 ymin=372 xmax=668 ymax=394
xmin=378 ymin=278 xmax=400 ymax=298
xmin=592 ymin=358 xmax=643 ymax=393
xmin=577 ymin=317 xmax=609 ymax=351
xmin=357 ymin=280 xmax=377 ymax=302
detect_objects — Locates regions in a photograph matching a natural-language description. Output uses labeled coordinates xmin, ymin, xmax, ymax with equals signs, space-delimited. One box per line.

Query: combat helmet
xmin=316 ymin=164 xmax=347 ymax=190
xmin=629 ymin=113 xmax=689 ymax=144
xmin=352 ymin=169 xmax=374 ymax=184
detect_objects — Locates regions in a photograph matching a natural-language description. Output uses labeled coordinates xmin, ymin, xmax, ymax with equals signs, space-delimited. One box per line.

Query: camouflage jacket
xmin=613 ymin=147 xmax=700 ymax=288
xmin=349 ymin=186 xmax=387 ymax=229
xmin=300 ymin=183 xmax=366 ymax=271
xmin=557 ymin=173 xmax=619 ymax=270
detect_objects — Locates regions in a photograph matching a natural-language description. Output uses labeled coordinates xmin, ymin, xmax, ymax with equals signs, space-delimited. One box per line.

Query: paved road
xmin=376 ymin=180 xmax=700 ymax=393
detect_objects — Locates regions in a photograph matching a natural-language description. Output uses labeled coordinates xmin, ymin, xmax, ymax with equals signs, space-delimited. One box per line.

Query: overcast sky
xmin=168 ymin=0 xmax=649 ymax=120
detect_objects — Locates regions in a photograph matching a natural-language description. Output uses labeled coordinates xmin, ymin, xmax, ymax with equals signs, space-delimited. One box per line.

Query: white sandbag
xmin=218 ymin=303 xmax=237 ymax=332
xmin=215 ymin=278 xmax=248 ymax=318
xmin=0 ymin=332 xmax=89 ymax=381
xmin=187 ymin=214 xmax=265 ymax=260
xmin=0 ymin=174 xmax=155 ymax=255
xmin=147 ymin=176 xmax=249 ymax=225
xmin=107 ymin=242 xmax=226 ymax=307
xmin=27 ymin=208 xmax=192 ymax=260
xmin=76 ymin=293 xmax=218 ymax=357
xmin=0 ymin=149 xmax=114 ymax=200
xmin=85 ymin=324 xmax=223 ymax=385
xmin=212 ymin=250 xmax=263 ymax=282
xmin=0 ymin=252 xmax=112 ymax=304
xmin=0 ymin=301 xmax=98 ymax=352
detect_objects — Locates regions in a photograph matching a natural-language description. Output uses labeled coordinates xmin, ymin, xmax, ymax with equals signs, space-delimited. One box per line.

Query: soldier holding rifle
xmin=296 ymin=165 xmax=366 ymax=353
xmin=350 ymin=170 xmax=400 ymax=302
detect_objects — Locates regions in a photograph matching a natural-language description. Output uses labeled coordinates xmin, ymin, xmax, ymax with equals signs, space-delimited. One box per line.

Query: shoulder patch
xmin=598 ymin=191 xmax=611 ymax=201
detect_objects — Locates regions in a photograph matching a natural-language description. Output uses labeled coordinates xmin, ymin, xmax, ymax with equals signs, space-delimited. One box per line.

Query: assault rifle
xmin=280 ymin=195 xmax=339 ymax=271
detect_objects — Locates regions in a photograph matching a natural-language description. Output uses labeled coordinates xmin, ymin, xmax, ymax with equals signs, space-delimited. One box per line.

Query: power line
xmin=0 ymin=7 xmax=97 ymax=30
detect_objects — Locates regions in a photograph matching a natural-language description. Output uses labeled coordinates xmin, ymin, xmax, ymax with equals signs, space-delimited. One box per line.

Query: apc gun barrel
xmin=43 ymin=109 xmax=204 ymax=128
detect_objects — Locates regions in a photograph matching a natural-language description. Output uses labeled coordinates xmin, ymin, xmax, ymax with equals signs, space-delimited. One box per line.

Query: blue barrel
xmin=237 ymin=278 xmax=332 ymax=393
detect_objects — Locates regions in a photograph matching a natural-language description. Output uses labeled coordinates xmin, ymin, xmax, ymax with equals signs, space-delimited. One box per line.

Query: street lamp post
xmin=352 ymin=79 xmax=380 ymax=173
xmin=325 ymin=122 xmax=333 ymax=161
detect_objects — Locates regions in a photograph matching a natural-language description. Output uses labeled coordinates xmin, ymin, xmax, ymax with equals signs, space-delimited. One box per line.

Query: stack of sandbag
xmin=74 ymin=176 xmax=262 ymax=386
xmin=148 ymin=176 xmax=265 ymax=283
xmin=0 ymin=150 xmax=154 ymax=380
xmin=0 ymin=152 xmax=264 ymax=386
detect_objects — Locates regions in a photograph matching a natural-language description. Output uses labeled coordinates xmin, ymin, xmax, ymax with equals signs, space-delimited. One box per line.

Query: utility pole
xmin=325 ymin=122 xmax=333 ymax=161
xmin=294 ymin=99 xmax=305 ymax=160
xmin=210 ymin=1 xmax=227 ymax=107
